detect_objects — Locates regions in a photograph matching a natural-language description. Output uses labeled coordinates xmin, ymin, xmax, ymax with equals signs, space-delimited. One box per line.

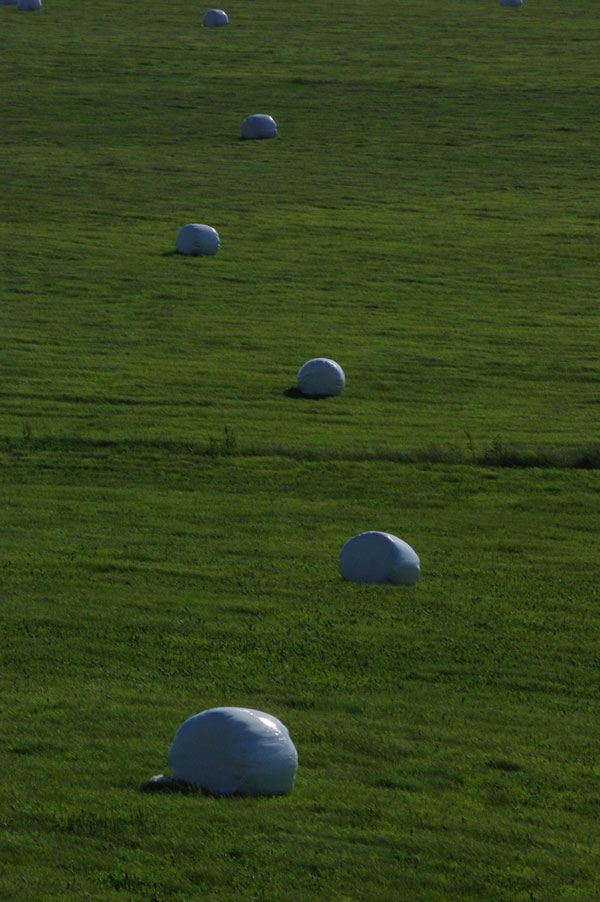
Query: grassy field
xmin=1 ymin=452 xmax=599 ymax=900
xmin=1 ymin=0 xmax=599 ymax=899
xmin=2 ymin=0 xmax=599 ymax=452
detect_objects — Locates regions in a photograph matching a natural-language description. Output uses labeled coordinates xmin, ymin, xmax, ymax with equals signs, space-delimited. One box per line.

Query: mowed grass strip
xmin=1 ymin=453 xmax=599 ymax=900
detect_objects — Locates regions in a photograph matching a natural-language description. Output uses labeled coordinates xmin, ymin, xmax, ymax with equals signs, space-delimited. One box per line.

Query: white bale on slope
xmin=339 ymin=531 xmax=420 ymax=585
xmin=500 ymin=0 xmax=522 ymax=6
xmin=297 ymin=358 xmax=345 ymax=396
xmin=176 ymin=223 xmax=220 ymax=256
xmin=241 ymin=114 xmax=277 ymax=139
xmin=203 ymin=9 xmax=228 ymax=26
xmin=18 ymin=0 xmax=42 ymax=8
xmin=168 ymin=707 xmax=298 ymax=795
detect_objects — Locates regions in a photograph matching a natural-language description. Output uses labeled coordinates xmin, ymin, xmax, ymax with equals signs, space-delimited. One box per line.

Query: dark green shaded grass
xmin=3 ymin=434 xmax=600 ymax=469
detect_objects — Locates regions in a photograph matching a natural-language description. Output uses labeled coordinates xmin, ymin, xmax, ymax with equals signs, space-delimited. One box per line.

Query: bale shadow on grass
xmin=141 ymin=775 xmax=188 ymax=794
xmin=140 ymin=776 xmax=282 ymax=799
xmin=486 ymin=759 xmax=523 ymax=772
xmin=283 ymin=386 xmax=331 ymax=400
xmin=160 ymin=249 xmax=179 ymax=257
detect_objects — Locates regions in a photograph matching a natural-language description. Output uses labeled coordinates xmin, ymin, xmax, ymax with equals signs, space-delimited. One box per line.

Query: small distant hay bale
xmin=339 ymin=531 xmax=420 ymax=585
xmin=241 ymin=114 xmax=278 ymax=140
xmin=18 ymin=0 xmax=42 ymax=8
xmin=297 ymin=358 xmax=345 ymax=396
xmin=168 ymin=707 xmax=298 ymax=795
xmin=203 ymin=9 xmax=228 ymax=26
xmin=500 ymin=0 xmax=522 ymax=6
xmin=175 ymin=223 xmax=220 ymax=256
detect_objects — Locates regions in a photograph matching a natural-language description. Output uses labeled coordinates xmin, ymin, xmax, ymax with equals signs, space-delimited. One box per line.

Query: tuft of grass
xmin=206 ymin=426 xmax=238 ymax=457
xmin=478 ymin=439 xmax=600 ymax=470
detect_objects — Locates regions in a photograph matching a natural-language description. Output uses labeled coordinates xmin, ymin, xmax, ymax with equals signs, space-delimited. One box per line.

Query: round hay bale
xmin=0 ymin=1 xmax=19 ymax=6
xmin=168 ymin=707 xmax=298 ymax=795
xmin=18 ymin=0 xmax=42 ymax=8
xmin=176 ymin=223 xmax=220 ymax=256
xmin=500 ymin=0 xmax=522 ymax=6
xmin=339 ymin=531 xmax=420 ymax=585
xmin=203 ymin=9 xmax=228 ymax=26
xmin=241 ymin=114 xmax=278 ymax=140
xmin=297 ymin=357 xmax=345 ymax=397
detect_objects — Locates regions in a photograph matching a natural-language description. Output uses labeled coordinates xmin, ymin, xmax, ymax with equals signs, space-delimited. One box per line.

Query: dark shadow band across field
xmin=283 ymin=386 xmax=334 ymax=400
xmin=2 ymin=435 xmax=600 ymax=469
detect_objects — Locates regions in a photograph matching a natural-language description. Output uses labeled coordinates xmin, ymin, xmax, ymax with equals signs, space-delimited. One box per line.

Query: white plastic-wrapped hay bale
xmin=168 ymin=707 xmax=298 ymax=795
xmin=297 ymin=357 xmax=345 ymax=397
xmin=203 ymin=9 xmax=228 ymax=26
xmin=339 ymin=531 xmax=420 ymax=586
xmin=241 ymin=114 xmax=278 ymax=140
xmin=18 ymin=0 xmax=42 ymax=8
xmin=500 ymin=0 xmax=522 ymax=6
xmin=176 ymin=223 xmax=220 ymax=256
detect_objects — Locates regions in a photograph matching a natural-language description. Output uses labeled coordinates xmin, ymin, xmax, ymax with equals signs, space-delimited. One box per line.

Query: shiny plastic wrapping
xmin=339 ymin=531 xmax=420 ymax=586
xmin=175 ymin=224 xmax=220 ymax=256
xmin=297 ymin=358 xmax=345 ymax=396
xmin=203 ymin=9 xmax=228 ymax=26
xmin=241 ymin=114 xmax=278 ymax=140
xmin=168 ymin=707 xmax=298 ymax=795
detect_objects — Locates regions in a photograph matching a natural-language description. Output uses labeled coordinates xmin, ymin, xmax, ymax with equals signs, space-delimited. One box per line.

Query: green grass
xmin=2 ymin=0 xmax=599 ymax=451
xmin=1 ymin=451 xmax=599 ymax=900
xmin=1 ymin=0 xmax=599 ymax=898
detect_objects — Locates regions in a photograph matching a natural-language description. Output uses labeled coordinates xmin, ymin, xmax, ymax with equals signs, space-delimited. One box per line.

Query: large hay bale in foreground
xmin=241 ymin=114 xmax=278 ymax=140
xmin=18 ymin=0 xmax=42 ymax=8
xmin=203 ymin=9 xmax=228 ymax=26
xmin=297 ymin=357 xmax=345 ymax=396
xmin=339 ymin=531 xmax=420 ymax=585
xmin=175 ymin=223 xmax=220 ymax=256
xmin=168 ymin=707 xmax=298 ymax=795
